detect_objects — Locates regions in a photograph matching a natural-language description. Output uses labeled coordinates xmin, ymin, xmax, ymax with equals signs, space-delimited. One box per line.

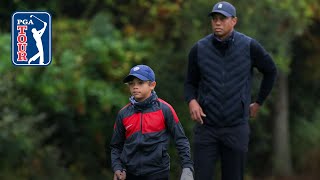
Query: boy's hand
xmin=180 ymin=168 xmax=194 ymax=180
xmin=113 ymin=170 xmax=126 ymax=180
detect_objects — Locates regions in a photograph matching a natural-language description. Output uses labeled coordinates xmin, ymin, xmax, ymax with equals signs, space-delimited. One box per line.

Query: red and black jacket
xmin=110 ymin=92 xmax=193 ymax=176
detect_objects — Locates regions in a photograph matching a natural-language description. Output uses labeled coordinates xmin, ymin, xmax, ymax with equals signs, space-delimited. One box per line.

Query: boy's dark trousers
xmin=126 ymin=170 xmax=169 ymax=180
xmin=193 ymin=124 xmax=249 ymax=180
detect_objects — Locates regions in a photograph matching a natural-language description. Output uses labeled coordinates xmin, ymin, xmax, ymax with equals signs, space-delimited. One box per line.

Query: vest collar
xmin=212 ymin=31 xmax=235 ymax=50
xmin=213 ymin=31 xmax=234 ymax=42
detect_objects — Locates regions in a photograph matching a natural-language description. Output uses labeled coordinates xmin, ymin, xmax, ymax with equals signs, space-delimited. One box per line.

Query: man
xmin=184 ymin=1 xmax=277 ymax=180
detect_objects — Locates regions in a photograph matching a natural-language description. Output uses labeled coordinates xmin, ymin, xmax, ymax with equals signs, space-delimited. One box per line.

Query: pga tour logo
xmin=12 ymin=12 xmax=51 ymax=66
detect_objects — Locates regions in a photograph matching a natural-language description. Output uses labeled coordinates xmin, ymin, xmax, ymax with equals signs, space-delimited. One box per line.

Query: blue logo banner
xmin=12 ymin=11 xmax=52 ymax=66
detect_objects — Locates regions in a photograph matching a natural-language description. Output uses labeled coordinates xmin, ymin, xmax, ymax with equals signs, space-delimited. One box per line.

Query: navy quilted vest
xmin=197 ymin=31 xmax=252 ymax=127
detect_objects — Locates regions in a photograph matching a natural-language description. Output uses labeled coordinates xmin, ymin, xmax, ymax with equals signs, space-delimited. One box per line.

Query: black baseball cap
xmin=208 ymin=1 xmax=236 ymax=17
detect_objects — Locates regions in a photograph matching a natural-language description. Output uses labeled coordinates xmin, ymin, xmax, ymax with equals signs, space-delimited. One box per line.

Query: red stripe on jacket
xmin=114 ymin=103 xmax=131 ymax=130
xmin=158 ymin=98 xmax=179 ymax=123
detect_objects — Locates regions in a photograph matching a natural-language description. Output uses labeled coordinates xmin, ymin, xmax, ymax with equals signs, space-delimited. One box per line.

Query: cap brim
xmin=123 ymin=74 xmax=149 ymax=83
xmin=208 ymin=10 xmax=233 ymax=17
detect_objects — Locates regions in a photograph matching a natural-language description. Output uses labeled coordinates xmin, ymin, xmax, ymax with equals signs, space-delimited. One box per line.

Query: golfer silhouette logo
xmin=11 ymin=11 xmax=52 ymax=66
xmin=28 ymin=15 xmax=47 ymax=65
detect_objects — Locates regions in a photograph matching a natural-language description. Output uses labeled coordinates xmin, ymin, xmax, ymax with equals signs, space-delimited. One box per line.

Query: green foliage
xmin=1 ymin=0 xmax=320 ymax=179
xmin=289 ymin=21 xmax=320 ymax=176
xmin=291 ymin=109 xmax=320 ymax=172
xmin=0 ymin=11 xmax=152 ymax=178
xmin=234 ymin=0 xmax=318 ymax=72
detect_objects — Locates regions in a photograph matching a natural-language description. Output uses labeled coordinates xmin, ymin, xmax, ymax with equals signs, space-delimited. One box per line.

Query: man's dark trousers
xmin=193 ymin=123 xmax=249 ymax=180
xmin=126 ymin=170 xmax=169 ymax=180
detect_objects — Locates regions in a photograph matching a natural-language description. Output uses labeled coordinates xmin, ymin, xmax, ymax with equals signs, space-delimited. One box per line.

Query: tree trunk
xmin=273 ymin=71 xmax=293 ymax=175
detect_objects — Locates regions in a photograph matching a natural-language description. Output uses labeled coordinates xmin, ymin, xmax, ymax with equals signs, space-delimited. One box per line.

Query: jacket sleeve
xmin=162 ymin=103 xmax=194 ymax=170
xmin=250 ymin=39 xmax=277 ymax=105
xmin=110 ymin=114 xmax=125 ymax=172
xmin=184 ymin=43 xmax=200 ymax=103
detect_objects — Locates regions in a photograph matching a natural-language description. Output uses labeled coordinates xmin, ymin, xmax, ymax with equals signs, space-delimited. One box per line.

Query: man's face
xmin=127 ymin=78 xmax=156 ymax=102
xmin=211 ymin=13 xmax=237 ymax=40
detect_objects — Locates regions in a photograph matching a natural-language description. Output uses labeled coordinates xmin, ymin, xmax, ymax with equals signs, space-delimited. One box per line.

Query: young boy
xmin=110 ymin=65 xmax=194 ymax=180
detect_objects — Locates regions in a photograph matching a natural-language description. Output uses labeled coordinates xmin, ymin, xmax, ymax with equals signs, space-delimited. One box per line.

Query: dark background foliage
xmin=1 ymin=0 xmax=320 ymax=179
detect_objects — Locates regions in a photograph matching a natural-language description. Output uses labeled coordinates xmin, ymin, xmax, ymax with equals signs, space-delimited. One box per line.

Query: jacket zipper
xmin=138 ymin=112 xmax=143 ymax=175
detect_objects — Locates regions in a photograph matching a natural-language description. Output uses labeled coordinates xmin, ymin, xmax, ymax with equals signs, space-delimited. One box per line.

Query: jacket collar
xmin=129 ymin=91 xmax=158 ymax=111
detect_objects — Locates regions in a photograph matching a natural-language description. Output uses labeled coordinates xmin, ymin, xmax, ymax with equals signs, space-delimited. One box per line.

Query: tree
xmin=234 ymin=0 xmax=318 ymax=175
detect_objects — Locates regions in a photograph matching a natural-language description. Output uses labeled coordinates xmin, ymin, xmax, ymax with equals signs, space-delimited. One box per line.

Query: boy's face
xmin=127 ymin=77 xmax=156 ymax=102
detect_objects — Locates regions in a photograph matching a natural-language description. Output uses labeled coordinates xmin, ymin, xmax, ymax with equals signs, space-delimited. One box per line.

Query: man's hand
xmin=113 ymin=170 xmax=126 ymax=180
xmin=189 ymin=99 xmax=206 ymax=124
xmin=249 ymin=102 xmax=260 ymax=118
xmin=180 ymin=168 xmax=194 ymax=180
